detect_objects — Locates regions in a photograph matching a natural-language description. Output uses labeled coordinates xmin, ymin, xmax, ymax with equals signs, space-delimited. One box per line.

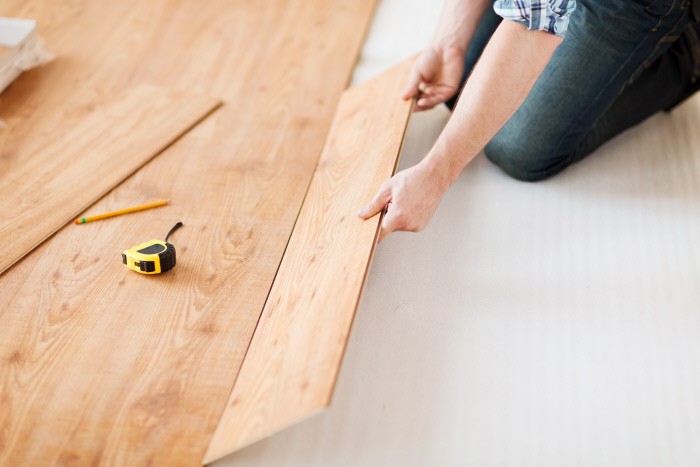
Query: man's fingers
xmin=402 ymin=80 xmax=419 ymax=100
xmin=415 ymin=99 xmax=436 ymax=111
xmin=357 ymin=182 xmax=392 ymax=219
xmin=415 ymin=95 xmax=446 ymax=111
xmin=401 ymin=67 xmax=422 ymax=100
xmin=377 ymin=226 xmax=390 ymax=244
xmin=378 ymin=209 xmax=400 ymax=243
xmin=361 ymin=181 xmax=397 ymax=243
xmin=378 ymin=214 xmax=393 ymax=243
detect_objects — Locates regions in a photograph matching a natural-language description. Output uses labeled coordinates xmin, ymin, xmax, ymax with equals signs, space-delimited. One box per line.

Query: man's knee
xmin=484 ymin=134 xmax=566 ymax=182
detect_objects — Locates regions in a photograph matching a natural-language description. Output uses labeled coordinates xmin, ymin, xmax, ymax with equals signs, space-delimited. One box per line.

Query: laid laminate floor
xmin=0 ymin=1 xmax=376 ymax=465
xmin=0 ymin=85 xmax=219 ymax=274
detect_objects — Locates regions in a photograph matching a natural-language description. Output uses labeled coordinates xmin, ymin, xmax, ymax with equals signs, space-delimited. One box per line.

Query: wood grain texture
xmin=204 ymin=58 xmax=414 ymax=462
xmin=0 ymin=0 xmax=377 ymax=465
xmin=0 ymin=84 xmax=220 ymax=275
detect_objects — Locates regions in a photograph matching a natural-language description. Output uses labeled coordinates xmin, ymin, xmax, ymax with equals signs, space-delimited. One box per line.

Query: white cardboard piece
xmin=0 ymin=18 xmax=52 ymax=94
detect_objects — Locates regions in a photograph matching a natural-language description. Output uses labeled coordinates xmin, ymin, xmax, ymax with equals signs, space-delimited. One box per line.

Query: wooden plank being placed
xmin=0 ymin=84 xmax=220 ymax=275
xmin=204 ymin=58 xmax=414 ymax=462
xmin=0 ymin=1 xmax=377 ymax=465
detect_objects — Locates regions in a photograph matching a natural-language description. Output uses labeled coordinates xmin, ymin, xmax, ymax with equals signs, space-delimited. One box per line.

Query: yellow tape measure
xmin=122 ymin=222 xmax=183 ymax=274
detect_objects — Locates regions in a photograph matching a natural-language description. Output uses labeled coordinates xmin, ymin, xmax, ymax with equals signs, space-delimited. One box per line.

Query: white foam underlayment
xmin=214 ymin=0 xmax=700 ymax=465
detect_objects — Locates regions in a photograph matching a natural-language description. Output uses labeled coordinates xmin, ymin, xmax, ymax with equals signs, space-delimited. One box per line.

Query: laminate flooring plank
xmin=0 ymin=1 xmax=144 ymax=176
xmin=0 ymin=84 xmax=220 ymax=275
xmin=0 ymin=0 xmax=377 ymax=465
xmin=204 ymin=58 xmax=414 ymax=462
xmin=0 ymin=1 xmax=372 ymax=173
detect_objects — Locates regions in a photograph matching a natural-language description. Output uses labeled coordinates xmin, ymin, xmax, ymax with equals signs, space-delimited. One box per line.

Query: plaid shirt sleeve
xmin=493 ymin=0 xmax=576 ymax=37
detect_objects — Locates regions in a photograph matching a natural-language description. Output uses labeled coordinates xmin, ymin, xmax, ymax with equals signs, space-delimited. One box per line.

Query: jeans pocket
xmin=646 ymin=0 xmax=691 ymax=15
xmin=645 ymin=0 xmax=674 ymax=14
xmin=627 ymin=0 xmax=691 ymax=86
xmin=644 ymin=0 xmax=661 ymax=11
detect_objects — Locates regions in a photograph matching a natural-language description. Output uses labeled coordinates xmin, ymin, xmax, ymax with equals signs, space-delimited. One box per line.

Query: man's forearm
xmin=432 ymin=0 xmax=492 ymax=52
xmin=359 ymin=15 xmax=565 ymax=240
xmin=424 ymin=20 xmax=562 ymax=186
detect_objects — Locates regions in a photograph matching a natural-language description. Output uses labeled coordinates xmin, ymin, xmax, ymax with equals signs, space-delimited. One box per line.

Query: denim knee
xmin=484 ymin=133 xmax=566 ymax=182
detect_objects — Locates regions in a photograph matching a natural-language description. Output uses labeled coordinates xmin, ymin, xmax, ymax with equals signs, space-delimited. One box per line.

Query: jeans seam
xmin=650 ymin=0 xmax=678 ymax=32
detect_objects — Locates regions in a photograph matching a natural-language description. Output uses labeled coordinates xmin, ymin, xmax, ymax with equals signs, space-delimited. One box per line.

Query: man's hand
xmin=402 ymin=46 xmax=465 ymax=111
xmin=357 ymin=161 xmax=449 ymax=243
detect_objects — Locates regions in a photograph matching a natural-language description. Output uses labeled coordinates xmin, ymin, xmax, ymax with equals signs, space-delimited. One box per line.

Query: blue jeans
xmin=447 ymin=0 xmax=698 ymax=181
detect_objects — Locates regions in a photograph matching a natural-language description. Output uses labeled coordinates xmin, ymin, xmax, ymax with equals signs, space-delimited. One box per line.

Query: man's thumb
xmin=358 ymin=183 xmax=392 ymax=219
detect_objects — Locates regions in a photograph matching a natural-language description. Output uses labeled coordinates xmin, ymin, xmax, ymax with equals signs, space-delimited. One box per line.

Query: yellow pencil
xmin=74 ymin=200 xmax=169 ymax=224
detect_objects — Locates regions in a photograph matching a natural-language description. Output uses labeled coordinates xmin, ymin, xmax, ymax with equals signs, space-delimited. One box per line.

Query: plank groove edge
xmin=0 ymin=84 xmax=221 ymax=275
xmin=203 ymin=57 xmax=415 ymax=463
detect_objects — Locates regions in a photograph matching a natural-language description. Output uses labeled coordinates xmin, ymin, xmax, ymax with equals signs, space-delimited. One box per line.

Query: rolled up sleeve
xmin=493 ymin=0 xmax=576 ymax=37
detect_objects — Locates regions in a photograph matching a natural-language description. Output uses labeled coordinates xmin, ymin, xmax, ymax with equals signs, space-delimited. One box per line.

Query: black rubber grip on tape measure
xmin=158 ymin=243 xmax=177 ymax=273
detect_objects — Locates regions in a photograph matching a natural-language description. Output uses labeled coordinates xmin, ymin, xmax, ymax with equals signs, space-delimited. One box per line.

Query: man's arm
xmin=359 ymin=20 xmax=562 ymax=242
xmin=404 ymin=0 xmax=492 ymax=111
xmin=432 ymin=0 xmax=491 ymax=50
